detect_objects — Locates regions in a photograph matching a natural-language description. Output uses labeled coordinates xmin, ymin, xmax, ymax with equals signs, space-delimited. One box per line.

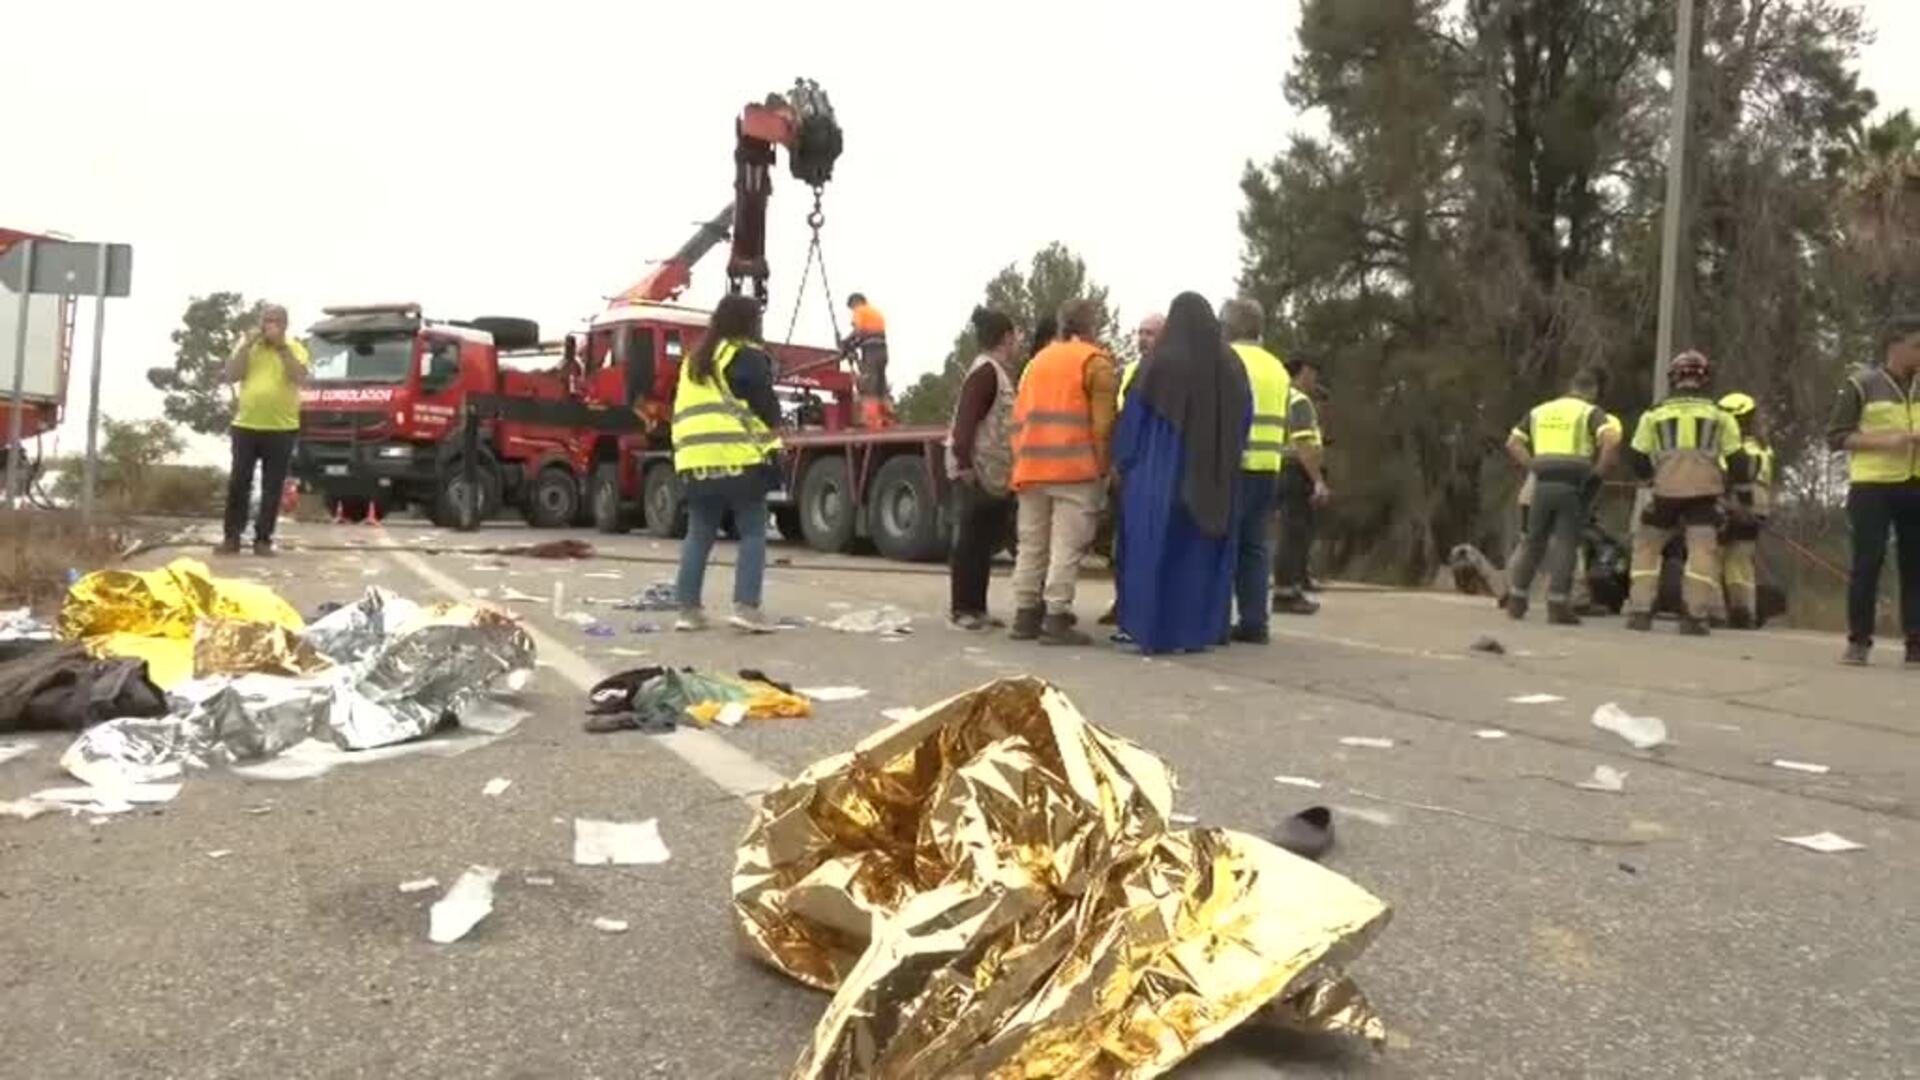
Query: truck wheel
xmin=524 ymin=465 xmax=580 ymax=528
xmin=773 ymin=506 xmax=803 ymax=542
xmin=592 ymin=464 xmax=632 ymax=534
xmin=868 ymin=455 xmax=948 ymax=562
xmin=642 ymin=463 xmax=686 ymax=539
xmin=433 ymin=459 xmax=502 ymax=528
xmin=799 ymin=456 xmax=857 ymax=554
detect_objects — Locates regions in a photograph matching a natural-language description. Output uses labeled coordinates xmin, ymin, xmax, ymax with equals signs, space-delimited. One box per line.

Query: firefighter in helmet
xmin=1716 ymin=391 xmax=1774 ymax=628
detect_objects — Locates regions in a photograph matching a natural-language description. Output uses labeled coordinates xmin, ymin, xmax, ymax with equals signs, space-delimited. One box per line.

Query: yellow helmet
xmin=1718 ymin=392 xmax=1756 ymax=417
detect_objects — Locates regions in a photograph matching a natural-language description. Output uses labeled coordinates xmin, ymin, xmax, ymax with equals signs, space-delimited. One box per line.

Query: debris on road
xmin=1339 ymin=736 xmax=1396 ymax=749
xmin=1508 ymin=693 xmax=1564 ymax=705
xmin=0 ymin=607 xmax=55 ymax=644
xmin=0 ymin=739 xmax=34 ymax=765
xmin=0 ymin=643 xmax=170 ymax=734
xmin=206 ymin=849 xmax=232 ymax=860
xmin=482 ymin=777 xmax=512 ymax=797
xmin=1769 ymin=759 xmax=1831 ymax=775
xmin=585 ymin=666 xmax=809 ymax=733
xmin=1348 ymin=788 xmax=1650 ymax=847
xmin=878 ymin=706 xmax=918 ymax=723
xmin=1 ymin=798 xmax=54 ymax=820
xmin=798 ymin=686 xmax=868 ymax=702
xmin=735 ymin=678 xmax=1390 ymax=1078
xmin=1474 ymin=729 xmax=1510 ymax=739
xmin=822 ymin=605 xmax=912 ymax=635
xmin=713 ymin=701 xmax=748 ymax=728
xmin=1777 ymin=831 xmax=1865 ymax=854
xmin=1274 ymin=806 xmax=1335 ymax=861
xmin=1169 ymin=811 xmax=1199 ymax=824
xmin=1329 ymin=803 xmax=1397 ymax=828
xmin=616 ymin=581 xmax=678 ymax=612
xmin=30 ymin=782 xmax=180 ymax=814
xmin=523 ymin=873 xmax=555 ymax=887
xmin=398 ymin=877 xmax=440 ymax=893
xmin=1468 ymin=635 xmax=1506 ymax=655
xmin=583 ymin=571 xmax=622 ymax=581
xmin=1577 ymin=765 xmax=1629 ymax=793
xmin=573 ymin=817 xmax=671 ymax=866
xmin=496 ymin=587 xmax=543 ymax=604
xmin=1275 ymin=775 xmax=1325 ymax=789
xmin=429 ymin=865 xmax=501 ymax=944
xmin=1591 ymin=702 xmax=1668 ymax=750
xmin=591 ymin=917 xmax=631 ymax=934
xmin=59 ymin=557 xmax=309 ymax=688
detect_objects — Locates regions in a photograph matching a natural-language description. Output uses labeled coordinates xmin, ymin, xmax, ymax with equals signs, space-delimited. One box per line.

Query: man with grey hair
xmin=219 ymin=303 xmax=308 ymax=555
xmin=1222 ymin=297 xmax=1291 ymax=643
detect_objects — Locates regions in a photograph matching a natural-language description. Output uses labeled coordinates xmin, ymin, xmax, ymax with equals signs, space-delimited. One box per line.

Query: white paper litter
xmin=714 ymin=701 xmax=749 ymax=728
xmin=605 ymin=647 xmax=649 ymax=658
xmin=1474 ymin=729 xmax=1510 ymax=739
xmin=572 ymin=818 xmax=671 ymax=866
xmin=482 ymin=777 xmax=513 ymax=797
xmin=429 ymin=865 xmax=500 ymax=944
xmin=0 ymin=798 xmax=54 ymax=820
xmin=32 ymin=783 xmax=181 ymax=807
xmin=1508 ymin=693 xmax=1565 ymax=705
xmin=824 ymin=606 xmax=913 ymax=635
xmin=1576 ymin=764 xmax=1629 ymax=793
xmin=560 ymin=611 xmax=600 ymax=628
xmin=1777 ymin=831 xmax=1865 ymax=854
xmin=1274 ymin=775 xmax=1325 ymax=790
xmin=1770 ymin=759 xmax=1831 ymax=775
xmin=498 ymin=587 xmax=542 ymax=603
xmin=583 ymin=571 xmax=622 ymax=580
xmin=1169 ymin=812 xmax=1199 ymax=825
xmin=1329 ymin=803 xmax=1397 ymax=827
xmin=880 ymin=707 xmax=919 ymax=723
xmin=798 ymin=686 xmax=870 ymax=702
xmin=398 ymin=877 xmax=441 ymax=893
xmin=0 ymin=740 xmax=35 ymax=766
xmin=206 ymin=849 xmax=233 ymax=860
xmin=1591 ymin=702 xmax=1668 ymax=749
xmin=551 ymin=582 xmax=566 ymax=617
xmin=524 ymin=874 xmax=555 ymax=887
xmin=591 ymin=917 xmax=631 ymax=934
xmin=460 ymin=699 xmax=531 ymax=736
xmin=1339 ymin=736 xmax=1396 ymax=750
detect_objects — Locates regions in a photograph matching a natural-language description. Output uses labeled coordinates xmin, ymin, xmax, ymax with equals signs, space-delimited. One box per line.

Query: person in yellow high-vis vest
xmin=1503 ymin=367 xmax=1621 ymax=625
xmin=1715 ymin=392 xmax=1773 ymax=630
xmin=1221 ymin=297 xmax=1290 ymax=644
xmin=671 ymin=294 xmax=785 ymax=633
xmin=1828 ymin=314 xmax=1920 ymax=665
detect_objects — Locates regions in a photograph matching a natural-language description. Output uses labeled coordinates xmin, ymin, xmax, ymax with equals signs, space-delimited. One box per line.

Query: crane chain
xmin=783 ymin=187 xmax=842 ymax=347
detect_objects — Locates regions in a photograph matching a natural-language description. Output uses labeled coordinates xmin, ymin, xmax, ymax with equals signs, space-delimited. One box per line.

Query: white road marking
xmin=380 ymin=544 xmax=787 ymax=800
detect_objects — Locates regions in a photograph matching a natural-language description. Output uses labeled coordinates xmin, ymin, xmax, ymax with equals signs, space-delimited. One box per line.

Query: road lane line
xmin=379 ymin=544 xmax=787 ymax=800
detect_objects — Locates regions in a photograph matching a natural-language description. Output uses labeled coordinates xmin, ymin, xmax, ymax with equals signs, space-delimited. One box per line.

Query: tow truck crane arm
xmin=613 ymin=80 xmax=842 ymax=308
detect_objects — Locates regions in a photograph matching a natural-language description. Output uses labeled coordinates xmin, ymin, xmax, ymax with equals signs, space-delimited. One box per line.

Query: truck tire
xmin=867 ymin=455 xmax=948 ymax=562
xmin=432 ymin=458 xmax=502 ymax=528
xmin=467 ymin=316 xmax=540 ymax=351
xmin=773 ymin=506 xmax=803 ymax=542
xmin=592 ymin=464 xmax=632 ymax=534
xmin=799 ymin=456 xmax=858 ymax=554
xmin=642 ymin=463 xmax=686 ymax=539
xmin=524 ymin=465 xmax=580 ymax=529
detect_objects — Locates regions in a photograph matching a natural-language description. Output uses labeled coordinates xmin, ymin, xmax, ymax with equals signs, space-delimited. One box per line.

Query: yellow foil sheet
xmin=192 ymin=618 xmax=333 ymax=680
xmin=733 ymin=677 xmax=1392 ymax=1079
xmin=58 ymin=558 xmax=306 ymax=688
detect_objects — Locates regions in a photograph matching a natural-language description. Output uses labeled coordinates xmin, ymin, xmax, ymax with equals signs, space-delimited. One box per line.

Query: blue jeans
xmin=1233 ymin=470 xmax=1279 ymax=631
xmin=674 ymin=483 xmax=768 ymax=610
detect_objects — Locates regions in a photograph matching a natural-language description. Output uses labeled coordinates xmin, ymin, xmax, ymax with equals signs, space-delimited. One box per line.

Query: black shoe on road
xmin=1547 ymin=602 xmax=1582 ymax=626
xmin=1505 ymin=595 xmax=1529 ymax=621
xmin=1230 ymin=624 xmax=1271 ymax=645
xmin=252 ymin=540 xmax=276 ymax=557
xmin=1842 ymin=641 xmax=1871 ymax=666
xmin=215 ymin=538 xmax=242 ymax=556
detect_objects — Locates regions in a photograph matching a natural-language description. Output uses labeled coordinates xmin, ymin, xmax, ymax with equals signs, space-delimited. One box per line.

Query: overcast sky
xmin=5 ymin=1 xmax=1915 ymax=464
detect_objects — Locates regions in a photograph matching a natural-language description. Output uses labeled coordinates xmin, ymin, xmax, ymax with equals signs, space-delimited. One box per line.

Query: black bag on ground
xmin=0 ymin=643 xmax=169 ymax=733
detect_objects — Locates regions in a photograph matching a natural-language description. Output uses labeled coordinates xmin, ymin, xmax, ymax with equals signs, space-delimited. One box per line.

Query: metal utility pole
xmin=81 ymin=243 xmax=110 ymax=522
xmin=1653 ymin=0 xmax=1697 ymax=401
xmin=4 ymin=238 xmax=36 ymax=508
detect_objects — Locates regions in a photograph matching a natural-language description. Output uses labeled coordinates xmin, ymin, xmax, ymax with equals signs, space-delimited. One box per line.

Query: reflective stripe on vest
xmin=1118 ymin=361 xmax=1139 ymax=410
xmin=1847 ymin=369 xmax=1920 ymax=484
xmin=671 ymin=340 xmax=782 ymax=473
xmin=1232 ymin=342 xmax=1291 ymax=471
xmin=1527 ymin=396 xmax=1598 ymax=471
xmin=1734 ymin=436 xmax=1775 ymax=515
xmin=1011 ymin=339 xmax=1103 ymax=488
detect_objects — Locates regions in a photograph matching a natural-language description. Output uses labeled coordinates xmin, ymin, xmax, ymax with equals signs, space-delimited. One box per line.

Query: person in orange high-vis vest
xmin=1008 ymin=299 xmax=1118 ymax=645
xmin=842 ymin=293 xmax=893 ymax=428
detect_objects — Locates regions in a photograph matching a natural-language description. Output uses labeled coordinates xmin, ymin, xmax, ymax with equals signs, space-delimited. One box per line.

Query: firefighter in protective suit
xmin=1625 ymin=351 xmax=1751 ymax=635
xmin=1716 ymin=392 xmax=1774 ymax=629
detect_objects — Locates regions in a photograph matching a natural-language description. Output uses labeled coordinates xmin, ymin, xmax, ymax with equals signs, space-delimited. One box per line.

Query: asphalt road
xmin=3 ymin=519 xmax=1916 ymax=1079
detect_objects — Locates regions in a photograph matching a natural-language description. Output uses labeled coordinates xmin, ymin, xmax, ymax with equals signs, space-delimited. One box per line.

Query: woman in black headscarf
xmin=1113 ymin=292 xmax=1252 ymax=653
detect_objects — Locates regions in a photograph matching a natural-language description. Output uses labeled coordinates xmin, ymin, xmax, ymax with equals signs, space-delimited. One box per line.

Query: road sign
xmin=0 ymin=239 xmax=132 ymax=298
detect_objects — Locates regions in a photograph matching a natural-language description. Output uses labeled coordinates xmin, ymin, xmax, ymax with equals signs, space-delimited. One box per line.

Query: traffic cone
xmin=364 ymin=500 xmax=382 ymax=526
xmin=332 ymin=500 xmax=348 ymax=525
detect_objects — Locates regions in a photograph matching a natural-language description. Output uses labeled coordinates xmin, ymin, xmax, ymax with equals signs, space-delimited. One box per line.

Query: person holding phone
xmin=219 ymin=304 xmax=307 ymax=555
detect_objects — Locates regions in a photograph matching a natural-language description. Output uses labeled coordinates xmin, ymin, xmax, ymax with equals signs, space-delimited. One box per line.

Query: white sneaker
xmin=729 ymin=605 xmax=776 ymax=634
xmin=674 ymin=609 xmax=708 ymax=632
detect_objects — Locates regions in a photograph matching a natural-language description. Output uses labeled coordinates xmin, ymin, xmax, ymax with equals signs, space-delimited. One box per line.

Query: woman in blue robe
xmin=1114 ymin=292 xmax=1251 ymax=654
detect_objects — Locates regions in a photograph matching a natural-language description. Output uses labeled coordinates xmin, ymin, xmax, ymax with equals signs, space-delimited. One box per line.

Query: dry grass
xmin=0 ymin=509 xmax=133 ymax=614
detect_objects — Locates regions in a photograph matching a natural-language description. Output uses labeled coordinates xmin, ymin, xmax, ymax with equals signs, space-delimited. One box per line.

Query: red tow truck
xmin=0 ymin=227 xmax=76 ymax=483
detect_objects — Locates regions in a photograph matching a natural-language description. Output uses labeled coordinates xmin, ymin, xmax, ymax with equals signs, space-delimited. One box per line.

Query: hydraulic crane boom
xmin=612 ymin=79 xmax=842 ymax=309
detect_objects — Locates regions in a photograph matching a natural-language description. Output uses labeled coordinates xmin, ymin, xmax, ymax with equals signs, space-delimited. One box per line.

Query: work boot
xmin=1230 ymin=623 xmax=1271 ymax=645
xmin=1273 ymin=593 xmax=1320 ymax=616
xmin=1097 ymin=604 xmax=1118 ymax=626
xmin=1547 ymin=602 xmax=1581 ymax=626
xmin=1504 ymin=594 xmax=1529 ymax=621
xmin=1037 ymin=611 xmax=1091 ymax=646
xmin=252 ymin=539 xmax=276 ymax=558
xmin=1678 ymin=616 xmax=1710 ymax=637
xmin=1625 ymin=612 xmax=1653 ymax=632
xmin=215 ymin=537 xmax=242 ymax=556
xmin=1842 ymin=641 xmax=1871 ymax=666
xmin=1009 ymin=607 xmax=1043 ymax=641
xmin=1728 ymin=608 xmax=1755 ymax=631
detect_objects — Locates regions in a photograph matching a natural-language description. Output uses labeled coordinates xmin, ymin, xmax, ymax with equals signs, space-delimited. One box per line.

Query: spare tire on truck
xmin=799 ymin=456 xmax=858 ymax=554
xmin=467 ymin=316 xmax=541 ymax=351
xmin=867 ymin=455 xmax=948 ymax=562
